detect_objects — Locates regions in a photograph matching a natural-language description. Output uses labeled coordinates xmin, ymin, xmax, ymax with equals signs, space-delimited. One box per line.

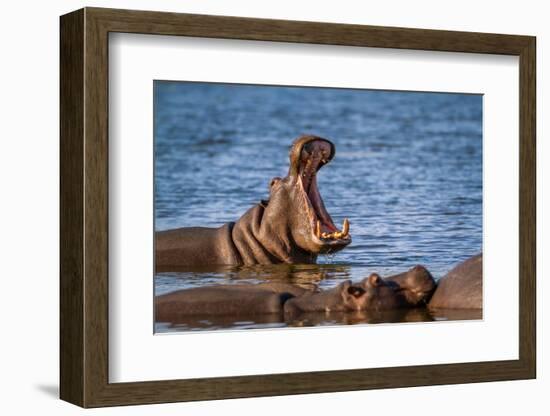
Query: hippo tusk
xmin=319 ymin=220 xmax=349 ymax=240
xmin=342 ymin=218 xmax=349 ymax=237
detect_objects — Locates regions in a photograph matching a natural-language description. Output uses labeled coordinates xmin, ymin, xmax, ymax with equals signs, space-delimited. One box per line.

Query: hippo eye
xmin=270 ymin=177 xmax=281 ymax=188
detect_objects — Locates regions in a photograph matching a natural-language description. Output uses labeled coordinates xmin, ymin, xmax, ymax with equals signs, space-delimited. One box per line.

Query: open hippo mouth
xmin=290 ymin=136 xmax=351 ymax=250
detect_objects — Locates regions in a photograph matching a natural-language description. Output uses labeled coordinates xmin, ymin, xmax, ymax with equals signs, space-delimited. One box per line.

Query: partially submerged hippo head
xmin=284 ymin=280 xmax=367 ymax=314
xmin=359 ymin=265 xmax=436 ymax=310
xmin=284 ymin=266 xmax=436 ymax=315
xmin=261 ymin=135 xmax=351 ymax=257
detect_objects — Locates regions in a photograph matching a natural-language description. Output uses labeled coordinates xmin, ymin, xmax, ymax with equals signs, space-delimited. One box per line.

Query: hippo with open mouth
xmin=155 ymin=135 xmax=351 ymax=269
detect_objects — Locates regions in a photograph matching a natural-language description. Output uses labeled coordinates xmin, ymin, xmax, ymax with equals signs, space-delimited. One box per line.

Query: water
xmin=154 ymin=81 xmax=482 ymax=331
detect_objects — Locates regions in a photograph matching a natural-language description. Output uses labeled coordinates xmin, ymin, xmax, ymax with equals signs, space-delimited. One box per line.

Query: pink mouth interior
xmin=299 ymin=140 xmax=339 ymax=234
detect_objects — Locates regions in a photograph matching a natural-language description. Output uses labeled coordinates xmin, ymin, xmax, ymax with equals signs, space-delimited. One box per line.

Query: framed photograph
xmin=60 ymin=7 xmax=536 ymax=407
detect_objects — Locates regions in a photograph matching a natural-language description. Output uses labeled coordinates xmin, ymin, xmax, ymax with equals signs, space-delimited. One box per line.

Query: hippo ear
xmin=365 ymin=273 xmax=383 ymax=287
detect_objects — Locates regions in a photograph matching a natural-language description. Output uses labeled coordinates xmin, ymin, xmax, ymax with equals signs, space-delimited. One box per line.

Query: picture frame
xmin=60 ymin=7 xmax=536 ymax=408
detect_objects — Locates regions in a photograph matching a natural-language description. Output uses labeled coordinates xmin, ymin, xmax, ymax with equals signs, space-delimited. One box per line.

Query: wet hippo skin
xmin=155 ymin=282 xmax=311 ymax=320
xmin=284 ymin=266 xmax=436 ymax=314
xmin=283 ymin=281 xmax=367 ymax=314
xmin=357 ymin=266 xmax=436 ymax=311
xmin=382 ymin=265 xmax=437 ymax=307
xmin=429 ymin=253 xmax=482 ymax=309
xmin=155 ymin=135 xmax=351 ymax=269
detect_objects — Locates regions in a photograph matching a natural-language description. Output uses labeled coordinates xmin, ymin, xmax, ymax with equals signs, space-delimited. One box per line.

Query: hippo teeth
xmin=342 ymin=218 xmax=350 ymax=237
xmin=319 ymin=218 xmax=350 ymax=240
xmin=316 ymin=220 xmax=322 ymax=239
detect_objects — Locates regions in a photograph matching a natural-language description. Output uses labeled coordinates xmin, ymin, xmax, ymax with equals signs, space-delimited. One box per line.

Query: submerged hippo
xmin=352 ymin=265 xmax=436 ymax=311
xmin=155 ymin=135 xmax=351 ymax=269
xmin=156 ymin=265 xmax=436 ymax=321
xmin=156 ymin=282 xmax=311 ymax=320
xmin=429 ymin=253 xmax=482 ymax=309
xmin=284 ymin=265 xmax=436 ymax=314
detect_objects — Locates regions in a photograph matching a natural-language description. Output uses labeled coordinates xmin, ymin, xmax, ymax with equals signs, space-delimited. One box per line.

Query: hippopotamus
xmin=155 ymin=135 xmax=351 ymax=270
xmin=156 ymin=264 xmax=437 ymax=323
xmin=155 ymin=282 xmax=311 ymax=320
xmin=429 ymin=253 xmax=482 ymax=309
xmin=351 ymin=265 xmax=436 ymax=311
xmin=284 ymin=265 xmax=436 ymax=315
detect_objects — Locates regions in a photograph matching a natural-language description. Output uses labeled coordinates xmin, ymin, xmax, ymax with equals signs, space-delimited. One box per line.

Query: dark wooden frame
xmin=60 ymin=7 xmax=536 ymax=408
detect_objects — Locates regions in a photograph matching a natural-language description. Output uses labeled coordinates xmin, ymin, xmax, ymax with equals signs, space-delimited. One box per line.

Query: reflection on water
xmin=154 ymin=82 xmax=483 ymax=332
xmin=156 ymin=306 xmax=482 ymax=333
xmin=155 ymin=263 xmax=352 ymax=295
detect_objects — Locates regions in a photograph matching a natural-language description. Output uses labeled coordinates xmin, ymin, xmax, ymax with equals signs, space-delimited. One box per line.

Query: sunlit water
xmin=154 ymin=82 xmax=482 ymax=331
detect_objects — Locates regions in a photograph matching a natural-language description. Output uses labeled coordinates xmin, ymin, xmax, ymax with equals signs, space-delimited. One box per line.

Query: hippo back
xmin=156 ymin=285 xmax=290 ymax=320
xmin=429 ymin=254 xmax=482 ymax=309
